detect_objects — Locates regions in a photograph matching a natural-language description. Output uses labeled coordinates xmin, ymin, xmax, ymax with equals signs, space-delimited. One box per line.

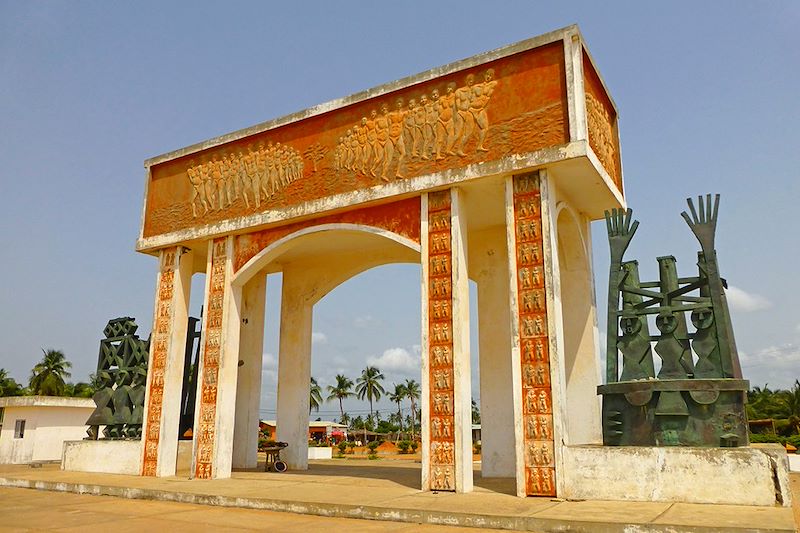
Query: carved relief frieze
xmin=187 ymin=144 xmax=304 ymax=218
xmin=427 ymin=190 xmax=455 ymax=492
xmin=335 ymin=70 xmax=498 ymax=182
xmin=194 ymin=238 xmax=228 ymax=479
xmin=142 ymin=247 xmax=178 ymax=476
xmin=512 ymin=173 xmax=556 ymax=497
xmin=585 ymin=92 xmax=616 ymax=182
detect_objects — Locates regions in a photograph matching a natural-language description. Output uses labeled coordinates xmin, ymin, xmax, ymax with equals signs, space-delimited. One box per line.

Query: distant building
xmin=259 ymin=420 xmax=348 ymax=442
xmin=0 ymin=396 xmax=94 ymax=464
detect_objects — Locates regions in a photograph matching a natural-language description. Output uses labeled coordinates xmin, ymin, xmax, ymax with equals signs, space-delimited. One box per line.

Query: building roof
xmin=0 ymin=396 xmax=95 ymax=409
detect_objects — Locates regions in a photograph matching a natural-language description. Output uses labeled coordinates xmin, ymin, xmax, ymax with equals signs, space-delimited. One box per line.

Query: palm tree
xmin=29 ymin=349 xmax=72 ymax=396
xmin=355 ymin=366 xmax=385 ymax=420
xmin=309 ymin=377 xmax=323 ymax=414
xmin=781 ymin=380 xmax=800 ymax=434
xmin=326 ymin=374 xmax=355 ymax=422
xmin=404 ymin=379 xmax=421 ymax=439
xmin=389 ymin=383 xmax=408 ymax=434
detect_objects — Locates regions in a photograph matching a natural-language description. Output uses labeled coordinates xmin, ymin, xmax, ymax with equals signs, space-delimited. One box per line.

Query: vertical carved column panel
xmin=142 ymin=247 xmax=177 ymax=476
xmin=512 ymin=174 xmax=556 ymax=497
xmin=427 ymin=190 xmax=456 ymax=491
xmin=195 ymin=239 xmax=228 ymax=479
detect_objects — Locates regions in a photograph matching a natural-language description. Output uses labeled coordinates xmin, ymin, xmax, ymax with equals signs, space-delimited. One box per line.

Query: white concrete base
xmin=789 ymin=454 xmax=799 ymax=472
xmin=62 ymin=440 xmax=143 ymax=476
xmin=560 ymin=444 xmax=792 ymax=507
xmin=308 ymin=447 xmax=333 ymax=460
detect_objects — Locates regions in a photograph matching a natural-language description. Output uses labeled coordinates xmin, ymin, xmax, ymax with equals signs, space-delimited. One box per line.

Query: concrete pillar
xmin=507 ymin=171 xmax=559 ymax=497
xmin=555 ymin=207 xmax=602 ymax=445
xmin=232 ymin=273 xmax=266 ymax=469
xmin=422 ymin=188 xmax=472 ymax=493
xmin=141 ymin=246 xmax=192 ymax=477
xmin=276 ymin=268 xmax=313 ymax=470
xmin=193 ymin=237 xmax=242 ymax=479
xmin=470 ymin=227 xmax=515 ymax=478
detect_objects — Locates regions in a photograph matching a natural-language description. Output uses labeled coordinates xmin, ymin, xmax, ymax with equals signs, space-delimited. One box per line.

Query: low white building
xmin=0 ymin=396 xmax=94 ymax=464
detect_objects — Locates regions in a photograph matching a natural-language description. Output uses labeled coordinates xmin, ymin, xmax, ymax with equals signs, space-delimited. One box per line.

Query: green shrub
xmin=346 ymin=441 xmax=356 ymax=453
xmin=337 ymin=441 xmax=347 ymax=456
xmin=749 ymin=433 xmax=782 ymax=443
xmin=397 ymin=440 xmax=411 ymax=454
xmin=410 ymin=441 xmax=419 ymax=453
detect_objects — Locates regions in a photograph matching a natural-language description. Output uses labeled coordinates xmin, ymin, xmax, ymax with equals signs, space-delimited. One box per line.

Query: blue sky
xmin=1 ymin=2 xmax=798 ymax=421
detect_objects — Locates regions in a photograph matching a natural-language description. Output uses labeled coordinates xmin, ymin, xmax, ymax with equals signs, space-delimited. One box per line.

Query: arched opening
xmin=556 ymin=206 xmax=602 ymax=445
xmin=228 ymin=224 xmax=421 ymax=473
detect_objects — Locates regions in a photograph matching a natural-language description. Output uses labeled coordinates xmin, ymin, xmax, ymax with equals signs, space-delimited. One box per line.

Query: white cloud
xmin=740 ymin=343 xmax=800 ymax=389
xmin=311 ymin=332 xmax=328 ymax=345
xmin=367 ymin=347 xmax=420 ymax=373
xmin=725 ymin=286 xmax=771 ymax=312
xmin=261 ymin=352 xmax=278 ymax=387
xmin=354 ymin=315 xmax=377 ymax=328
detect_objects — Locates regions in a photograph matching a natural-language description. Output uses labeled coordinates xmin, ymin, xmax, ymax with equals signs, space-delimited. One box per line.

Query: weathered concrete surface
xmin=561 ymin=444 xmax=792 ymax=507
xmin=62 ymin=440 xmax=142 ymax=475
xmin=2 ymin=460 xmax=794 ymax=532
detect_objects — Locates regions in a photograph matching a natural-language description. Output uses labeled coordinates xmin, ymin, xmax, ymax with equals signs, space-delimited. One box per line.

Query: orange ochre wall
xmin=143 ymin=41 xmax=568 ymax=239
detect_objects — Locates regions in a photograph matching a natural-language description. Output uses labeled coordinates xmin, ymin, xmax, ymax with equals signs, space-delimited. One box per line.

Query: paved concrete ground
xmin=0 ymin=486 xmax=507 ymax=532
xmin=0 ymin=460 xmax=795 ymax=532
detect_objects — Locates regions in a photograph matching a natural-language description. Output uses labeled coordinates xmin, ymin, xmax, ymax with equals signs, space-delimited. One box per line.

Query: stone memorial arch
xmin=136 ymin=25 xmax=623 ymax=497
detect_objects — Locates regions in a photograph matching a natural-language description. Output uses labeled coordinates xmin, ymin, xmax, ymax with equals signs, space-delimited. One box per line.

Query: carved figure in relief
xmin=187 ymin=160 xmax=210 ymax=217
xmin=433 ymin=393 xmax=452 ymax=415
xmin=522 ymin=316 xmax=535 ymax=337
xmin=405 ymin=98 xmax=419 ymax=158
xmin=413 ymin=95 xmax=428 ymax=158
xmin=541 ymin=469 xmax=553 ymax=493
xmin=423 ymin=92 xmax=437 ymax=158
xmin=388 ymin=98 xmax=407 ymax=178
xmin=437 ymin=83 xmax=457 ymax=157
xmin=520 ymin=267 xmax=532 ymax=289
xmin=470 ymin=69 xmax=497 ymax=151
xmin=528 ymin=468 xmax=541 ymax=493
xmin=538 ymin=390 xmax=549 ymax=413
xmin=453 ymin=74 xmax=475 ymax=156
xmin=523 ymin=364 xmax=536 ymax=387
xmin=375 ymin=104 xmax=392 ymax=180
xmin=525 ymin=389 xmax=538 ymax=413
xmin=442 ymin=417 xmax=452 ymax=438
xmin=432 ymin=417 xmax=442 ymax=438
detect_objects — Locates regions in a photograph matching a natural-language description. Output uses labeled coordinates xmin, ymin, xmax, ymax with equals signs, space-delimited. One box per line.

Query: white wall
xmin=0 ymin=406 xmax=93 ymax=464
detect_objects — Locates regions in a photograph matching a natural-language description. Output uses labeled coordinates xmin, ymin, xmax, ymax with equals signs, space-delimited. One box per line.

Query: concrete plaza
xmin=0 ymin=459 xmax=796 ymax=532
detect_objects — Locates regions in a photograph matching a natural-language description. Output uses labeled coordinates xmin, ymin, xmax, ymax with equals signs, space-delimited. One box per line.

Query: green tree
xmin=326 ymin=374 xmax=355 ymax=422
xmin=780 ymin=380 xmax=800 ymax=434
xmin=471 ymin=397 xmax=481 ymax=424
xmin=355 ymin=366 xmax=385 ymax=420
xmin=389 ymin=383 xmax=408 ymax=433
xmin=0 ymin=369 xmax=25 ymax=397
xmin=29 ymin=349 xmax=72 ymax=396
xmin=404 ymin=379 xmax=421 ymax=439
xmin=309 ymin=376 xmax=323 ymax=414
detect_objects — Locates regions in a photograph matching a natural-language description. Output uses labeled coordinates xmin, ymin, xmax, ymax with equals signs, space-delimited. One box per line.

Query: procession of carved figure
xmin=585 ymin=92 xmax=616 ymax=179
xmin=334 ymin=69 xmax=498 ymax=181
xmin=187 ymin=142 xmax=304 ymax=218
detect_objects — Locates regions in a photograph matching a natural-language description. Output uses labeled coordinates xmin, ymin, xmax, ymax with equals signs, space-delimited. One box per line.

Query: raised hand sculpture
xmin=604 ymin=208 xmax=639 ymax=383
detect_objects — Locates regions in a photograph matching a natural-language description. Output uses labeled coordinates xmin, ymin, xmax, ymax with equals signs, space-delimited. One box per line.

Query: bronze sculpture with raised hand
xmin=604 ymin=207 xmax=639 ymax=383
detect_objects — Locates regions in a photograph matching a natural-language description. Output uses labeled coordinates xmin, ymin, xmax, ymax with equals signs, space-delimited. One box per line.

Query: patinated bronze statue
xmin=598 ymin=195 xmax=749 ymax=447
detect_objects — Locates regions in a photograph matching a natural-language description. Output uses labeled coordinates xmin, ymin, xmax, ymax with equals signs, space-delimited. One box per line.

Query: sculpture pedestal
xmin=559 ymin=444 xmax=792 ymax=507
xmin=598 ymin=379 xmax=749 ymax=447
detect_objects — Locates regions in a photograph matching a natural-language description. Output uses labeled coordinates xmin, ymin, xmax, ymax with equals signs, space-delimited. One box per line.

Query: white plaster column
xmin=141 ymin=246 xmax=192 ymax=477
xmin=275 ymin=268 xmax=313 ymax=470
xmin=450 ymin=187 xmax=473 ymax=493
xmin=232 ymin=273 xmax=266 ymax=469
xmin=470 ymin=227 xmax=515 ymax=478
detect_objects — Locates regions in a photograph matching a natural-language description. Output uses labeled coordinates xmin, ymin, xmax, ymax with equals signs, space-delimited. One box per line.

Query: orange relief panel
xmin=143 ymin=42 xmax=568 ymax=239
xmin=582 ymin=51 xmax=622 ymax=193
xmin=233 ymin=197 xmax=421 ymax=271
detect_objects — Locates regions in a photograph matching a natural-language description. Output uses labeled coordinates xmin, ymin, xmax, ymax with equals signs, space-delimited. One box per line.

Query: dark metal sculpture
xmin=86 ymin=318 xmax=150 ymax=439
xmin=598 ymin=195 xmax=749 ymax=447
xmin=179 ymin=315 xmax=202 ymax=439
